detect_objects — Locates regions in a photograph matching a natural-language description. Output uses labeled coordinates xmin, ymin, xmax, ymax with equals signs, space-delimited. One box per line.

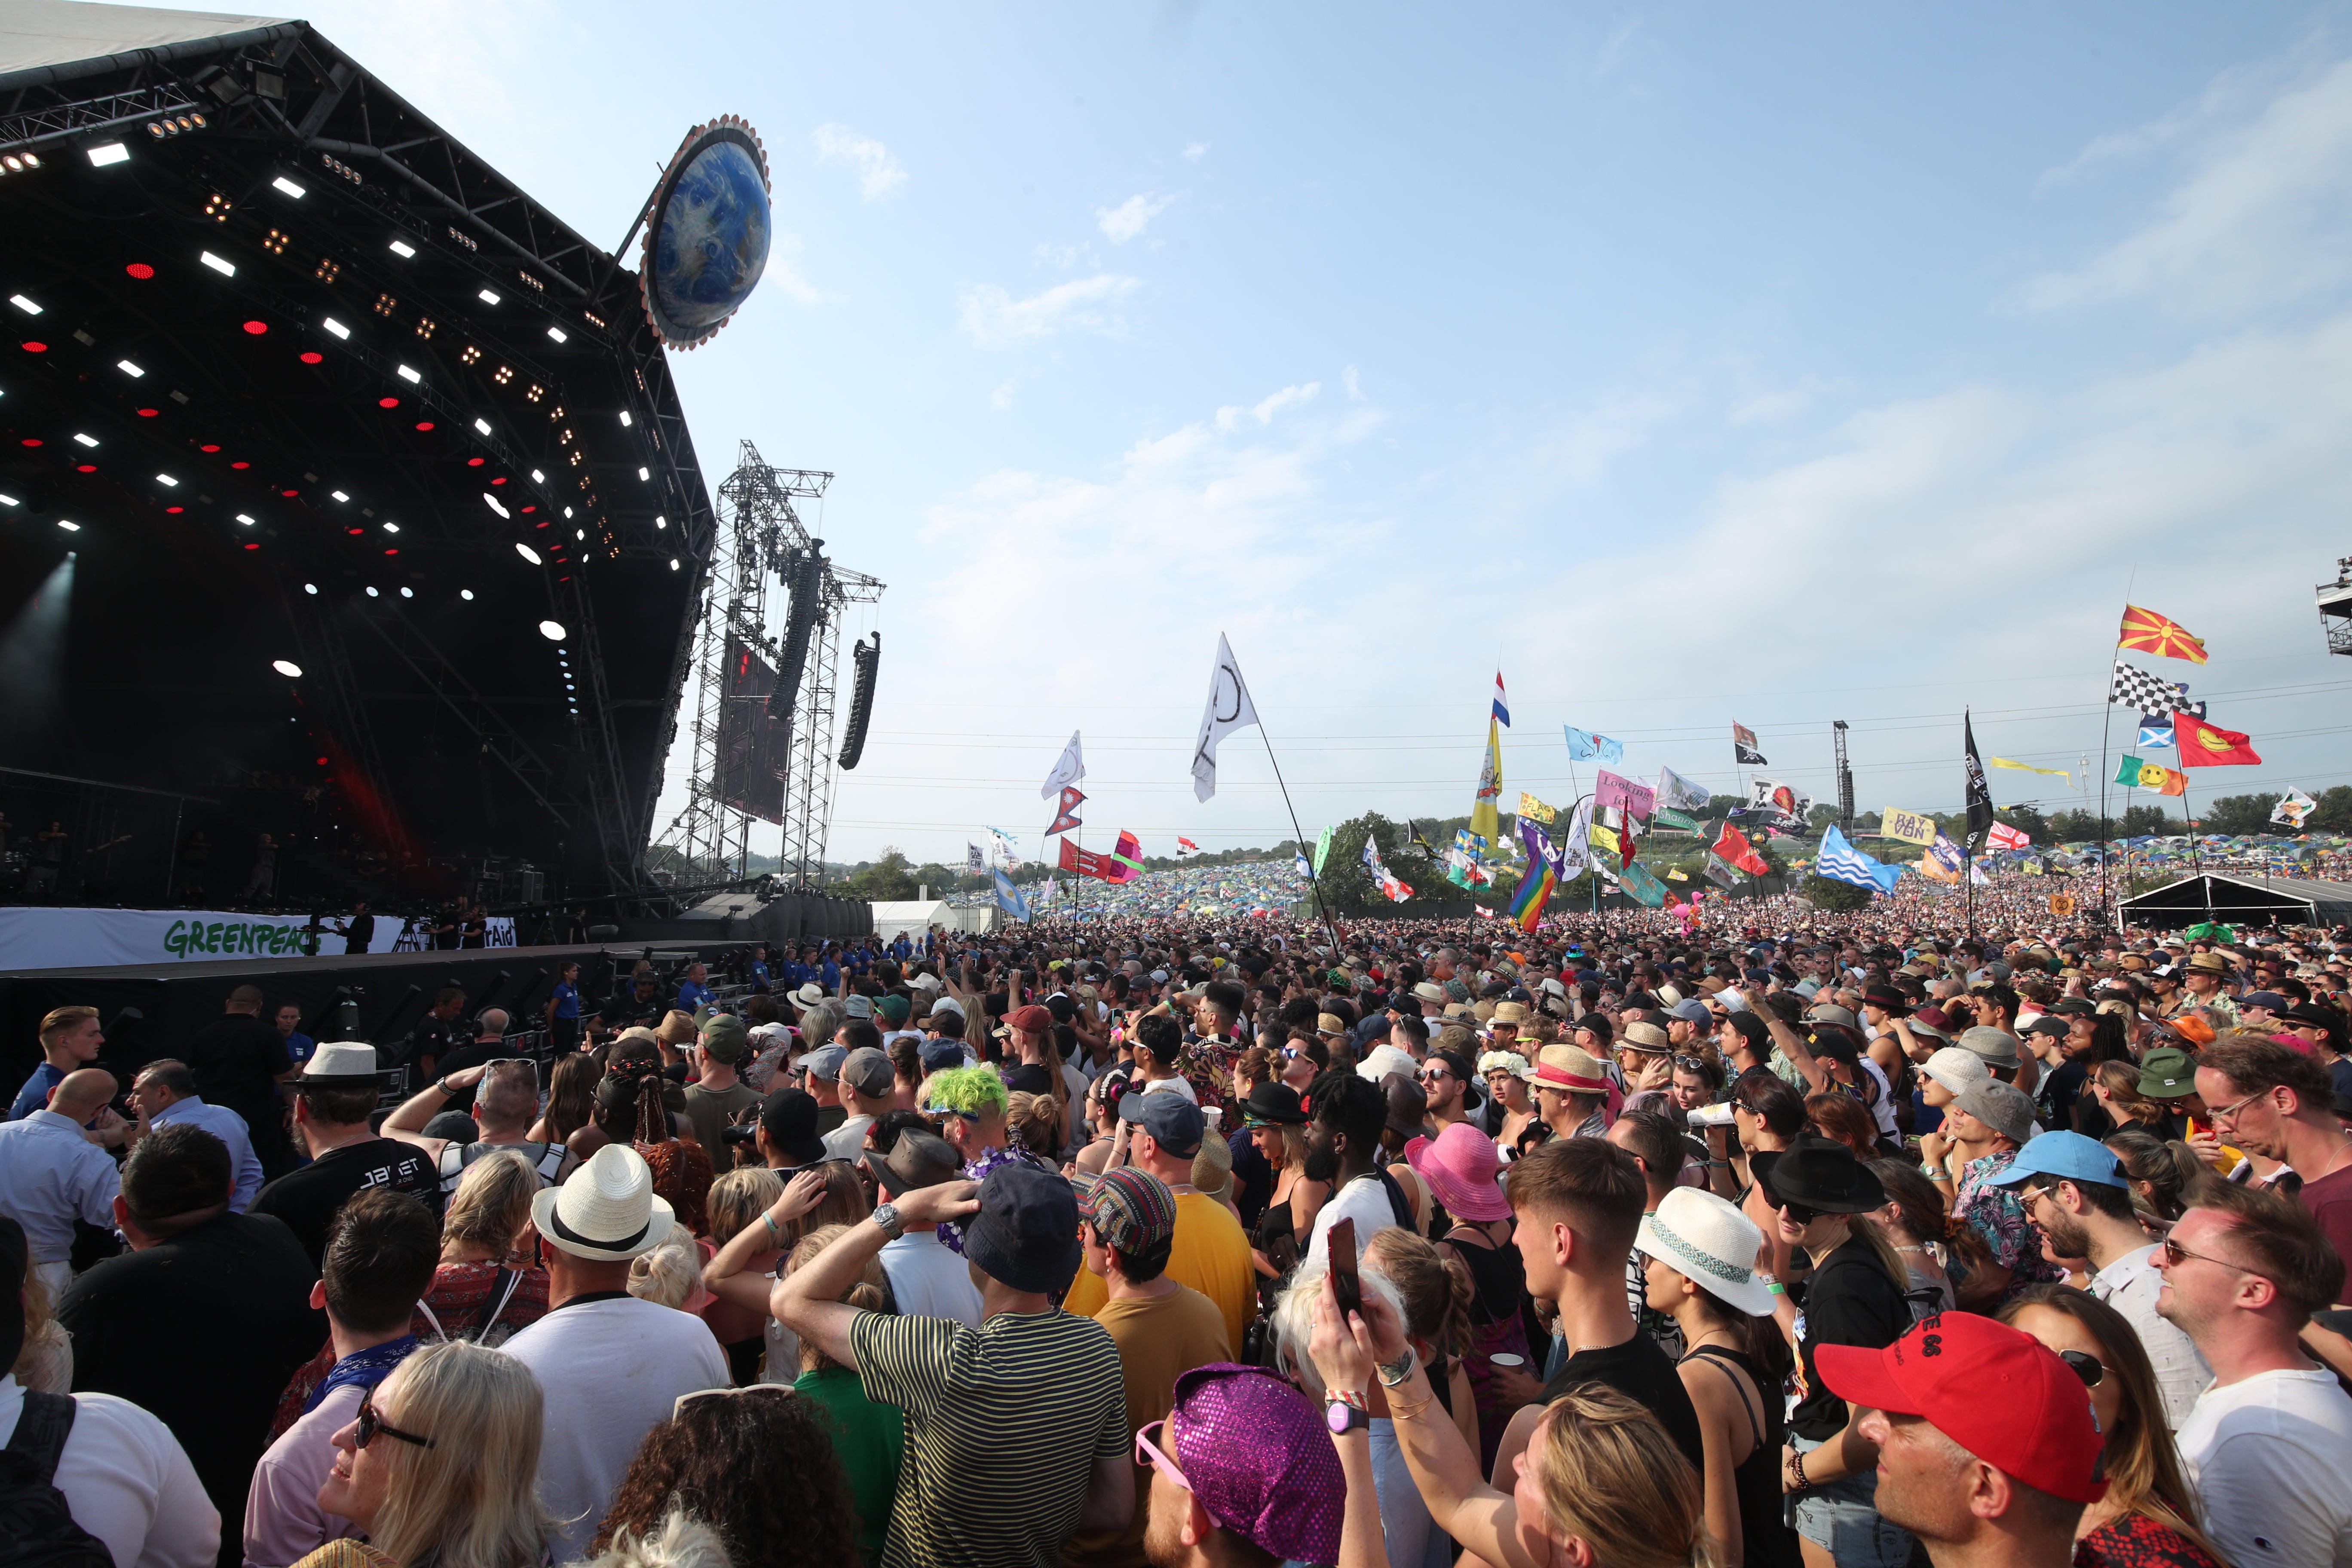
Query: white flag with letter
xmin=1191 ymin=634 xmax=1261 ymax=802
xmin=1041 ymin=731 xmax=1085 ymax=800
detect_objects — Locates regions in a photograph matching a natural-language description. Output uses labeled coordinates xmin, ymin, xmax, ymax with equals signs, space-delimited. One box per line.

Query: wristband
xmin=762 ymin=1211 xmax=785 ymax=1240
xmin=1790 ymin=1449 xmax=1811 ymax=1490
xmin=1767 ymin=1281 xmax=1787 ymax=1296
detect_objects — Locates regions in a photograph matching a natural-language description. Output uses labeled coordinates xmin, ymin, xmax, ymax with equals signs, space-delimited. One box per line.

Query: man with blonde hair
xmin=7 ymin=1004 xmax=110 ymax=1126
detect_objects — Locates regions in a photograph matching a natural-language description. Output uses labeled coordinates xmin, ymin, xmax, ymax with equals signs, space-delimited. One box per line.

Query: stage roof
xmin=2118 ymin=873 xmax=2352 ymax=929
xmin=0 ymin=3 xmax=723 ymax=908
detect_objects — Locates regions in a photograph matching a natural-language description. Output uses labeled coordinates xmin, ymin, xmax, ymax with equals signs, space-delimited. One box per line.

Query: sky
xmin=238 ymin=0 xmax=2352 ymax=867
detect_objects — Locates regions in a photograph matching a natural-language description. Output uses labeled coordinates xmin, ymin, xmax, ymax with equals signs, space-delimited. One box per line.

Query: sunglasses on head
xmin=355 ymin=1390 xmax=433 ymax=1450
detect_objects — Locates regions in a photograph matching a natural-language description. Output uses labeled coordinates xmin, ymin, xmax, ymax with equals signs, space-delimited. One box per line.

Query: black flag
xmin=1733 ymin=721 xmax=1768 ymax=766
xmin=1963 ymin=709 xmax=1995 ymax=857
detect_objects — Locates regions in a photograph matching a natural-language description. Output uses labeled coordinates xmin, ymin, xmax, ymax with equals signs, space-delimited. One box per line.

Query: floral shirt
xmin=1954 ymin=1148 xmax=2063 ymax=1300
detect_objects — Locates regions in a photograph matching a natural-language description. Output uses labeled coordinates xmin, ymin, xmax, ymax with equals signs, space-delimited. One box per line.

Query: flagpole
xmin=1964 ymin=707 xmax=1977 ymax=941
xmin=1256 ymin=729 xmax=1344 ymax=959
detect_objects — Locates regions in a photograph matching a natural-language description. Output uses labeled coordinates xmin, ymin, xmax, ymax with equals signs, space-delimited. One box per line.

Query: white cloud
xmin=957 ymin=273 xmax=1142 ymax=348
xmin=1342 ymin=365 xmax=1363 ymax=401
xmin=990 ymin=381 xmax=1014 ymax=411
xmin=1182 ymin=142 xmax=1209 ymax=162
xmin=812 ymin=123 xmax=907 ymax=201
xmin=1215 ymin=382 xmax=1320 ymax=431
xmin=1097 ymin=192 xmax=1176 ymax=244
xmin=2016 ymin=55 xmax=2352 ymax=318
xmin=760 ymin=234 xmax=825 ymax=306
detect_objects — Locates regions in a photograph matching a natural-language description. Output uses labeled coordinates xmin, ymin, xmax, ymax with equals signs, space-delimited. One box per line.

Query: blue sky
xmin=266 ymin=0 xmax=2352 ymax=864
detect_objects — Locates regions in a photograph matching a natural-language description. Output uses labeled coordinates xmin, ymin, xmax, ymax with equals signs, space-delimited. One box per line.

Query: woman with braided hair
xmin=573 ymin=1057 xmax=713 ymax=1235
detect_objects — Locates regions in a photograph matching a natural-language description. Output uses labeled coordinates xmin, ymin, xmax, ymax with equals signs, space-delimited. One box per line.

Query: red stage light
xmin=378 ymin=397 xmax=399 ymax=408
xmin=521 ymin=505 xmax=536 ymax=513
xmin=384 ymin=548 xmax=398 ymax=556
xmin=467 ymin=457 xmax=484 ymax=467
xmin=245 ymin=542 xmax=261 ymax=551
xmin=300 ymin=352 xmax=323 ymax=364
xmin=201 ymin=444 xmax=220 ymax=452
xmin=491 ymin=476 xmax=506 ymax=485
xmin=242 ymin=321 xmax=268 ymax=335
xmin=126 ymin=263 xmax=155 ymax=279
xmin=165 ymin=505 xmax=184 ymax=514
xmin=77 ymin=464 xmax=95 ymax=472
xmin=281 ymin=488 xmax=298 ymax=496
xmin=315 ymin=756 xmax=328 ymax=766
xmin=536 ymin=521 xmax=548 ymax=529
xmin=415 ymin=421 xmax=435 ymax=432
xmin=19 ymin=439 xmax=39 ymax=447
xmin=137 ymin=407 xmax=159 ymax=417
xmin=21 ymin=341 xmax=45 ymax=352
xmin=347 ymin=527 xmax=364 ymax=536
xmin=231 ymin=460 xmax=250 ymax=469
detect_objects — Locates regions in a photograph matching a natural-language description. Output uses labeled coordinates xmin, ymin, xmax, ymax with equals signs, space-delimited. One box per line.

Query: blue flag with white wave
xmin=1818 ymin=825 xmax=1902 ymax=894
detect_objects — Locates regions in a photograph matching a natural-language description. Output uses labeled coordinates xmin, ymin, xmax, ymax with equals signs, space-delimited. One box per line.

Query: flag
xmin=1556 ymin=796 xmax=1594 ymax=879
xmin=1363 ymin=833 xmax=1412 ymax=902
xmin=1041 ymin=731 xmax=1084 ymax=800
xmin=1190 ymin=634 xmax=1260 ymax=802
xmin=1045 ymin=786 xmax=1085 ymax=837
xmin=1881 ymin=808 xmax=1939 ymax=846
xmin=1654 ymin=808 xmax=1701 ymax=833
xmin=2109 ymin=661 xmax=2178 ymax=714
xmin=1589 ymin=823 xmax=1621 ymax=858
xmin=2119 ymin=604 xmax=2209 ymax=664
xmin=1704 ymin=856 xmax=1739 ymax=889
xmin=1492 ymin=671 xmax=1510 ymax=727
xmin=1986 ymin=822 xmax=2032 ymax=852
xmin=1176 ymin=836 xmax=1200 ymax=856
xmin=1564 ymin=725 xmax=1623 ymax=763
xmin=1595 ymin=769 xmax=1657 ymax=818
xmin=1989 ymin=757 xmax=2071 ymax=784
xmin=988 ymin=826 xmax=1022 ymax=870
xmin=1518 ymin=792 xmax=1556 ymax=824
xmin=1313 ymin=824 xmax=1335 ymax=874
xmin=1746 ymin=778 xmax=1811 ymax=828
xmin=992 ymin=867 xmax=1031 ymax=922
xmin=1475 ymin=906 xmax=1498 ymax=920
xmin=1818 ymin=824 xmax=1902 ymax=894
xmin=1712 ymin=822 xmax=1770 ymax=877
xmin=1109 ymin=830 xmax=1145 ymax=883
xmin=2136 ymin=717 xmax=2175 ymax=750
xmin=1733 ymin=723 xmax=1767 ymax=766
xmin=1042 ymin=874 xmax=1058 ymax=901
xmin=1407 ymin=820 xmax=1440 ymax=859
xmin=2174 ymin=714 xmax=2262 ymax=768
xmin=1471 ymin=714 xmax=1504 ymax=847
xmin=1963 ymin=711 xmax=1995 ymax=857
xmin=1619 ymin=860 xmax=1667 ymax=908
xmin=965 ymin=842 xmax=984 ymax=874
xmin=1509 ymin=817 xmax=1558 ymax=929
xmin=1656 ymin=766 xmax=1711 ymax=812
xmin=2141 ymin=764 xmax=2193 ymax=796
xmin=2114 ymin=755 xmax=2147 ymax=788
xmin=1666 ymin=867 xmax=1689 ymax=881
xmin=2275 ymin=788 xmax=2318 ymax=829
xmin=1295 ymin=850 xmax=1313 ymax=879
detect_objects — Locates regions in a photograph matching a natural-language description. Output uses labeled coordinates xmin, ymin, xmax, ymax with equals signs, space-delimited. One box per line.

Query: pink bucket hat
xmin=1403 ymin=1121 xmax=1512 ymax=1222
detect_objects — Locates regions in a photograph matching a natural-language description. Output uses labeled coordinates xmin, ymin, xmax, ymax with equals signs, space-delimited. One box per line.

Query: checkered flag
xmin=2109 ymin=660 xmax=2177 ymax=713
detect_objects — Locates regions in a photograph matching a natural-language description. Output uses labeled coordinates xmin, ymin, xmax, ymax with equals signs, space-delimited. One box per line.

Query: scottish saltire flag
xmin=1509 ymin=816 xmax=1559 ymax=930
xmin=1563 ymin=726 xmax=1623 ymax=763
xmin=992 ymin=867 xmax=1032 ymax=922
xmin=1818 ymin=825 xmax=1902 ymax=894
xmin=2137 ymin=716 xmax=2175 ymax=750
xmin=1492 ymin=671 xmax=1510 ymax=727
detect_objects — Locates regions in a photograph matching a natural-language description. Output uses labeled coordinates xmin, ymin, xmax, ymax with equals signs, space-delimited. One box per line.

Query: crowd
xmin=8 ymin=908 xmax=2352 ymax=1568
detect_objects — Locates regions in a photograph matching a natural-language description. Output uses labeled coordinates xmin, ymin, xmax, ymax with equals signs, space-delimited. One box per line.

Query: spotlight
xmin=389 ymin=239 xmax=416 ymax=258
xmin=483 ymin=493 xmax=510 ymax=518
xmin=669 ymin=558 xmax=679 ymax=570
xmin=538 ymin=620 xmax=566 ymax=641
xmin=87 ymin=142 xmax=129 ymax=167
xmin=514 ymin=542 xmax=541 ymax=565
xmin=460 ymin=589 xmax=474 ymax=600
xmin=273 ymin=176 xmax=306 ymax=199
xmin=155 ymin=474 xmax=178 ymax=487
xmin=125 ymin=263 xmax=153 ymax=279
xmin=57 ymin=520 xmax=80 ymax=531
xmin=0 ymin=492 xmax=15 ymax=506
xmin=242 ymin=320 xmax=267 ymax=335
xmin=323 ymin=318 xmax=350 ymax=339
xmin=72 ymin=434 xmax=97 ymax=447
xmin=656 ymin=515 xmax=667 ymax=529
xmin=531 ymin=469 xmax=545 ymax=482
xmin=395 ymin=365 xmax=420 ymax=383
xmin=576 ymin=529 xmax=584 ymax=540
xmin=619 ymin=411 xmax=632 ymax=427
xmin=638 ymin=467 xmax=649 ymax=481
xmin=478 ymin=288 xmax=501 ymax=305
xmin=399 ymin=586 xmax=413 ymax=597
xmin=546 ymin=327 xmax=567 ymax=343
xmin=304 ymin=583 xmax=318 ymax=594
xmin=383 ymin=521 xmax=400 ymax=533
xmin=272 ymin=659 xmax=303 ymax=677
xmin=237 ymin=514 xmax=255 ymax=525
xmin=199 ymin=251 xmax=235 ymax=276
xmin=473 ymin=418 xmax=491 ymax=435
xmin=116 ymin=359 xmax=143 ymax=376
xmin=9 ymin=295 xmax=39 ymax=314
xmin=365 ymin=586 xmax=379 ymax=597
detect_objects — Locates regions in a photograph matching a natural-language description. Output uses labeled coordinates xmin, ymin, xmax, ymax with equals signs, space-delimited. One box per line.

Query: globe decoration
xmin=639 ymin=117 xmax=771 ymax=350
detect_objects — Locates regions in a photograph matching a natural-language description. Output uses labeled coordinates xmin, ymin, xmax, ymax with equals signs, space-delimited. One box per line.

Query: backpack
xmin=0 ymin=1390 xmax=113 ymax=1568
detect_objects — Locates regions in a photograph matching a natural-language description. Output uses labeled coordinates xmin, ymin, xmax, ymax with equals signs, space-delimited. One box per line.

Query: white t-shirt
xmin=1305 ymin=1171 xmax=1403 ymax=1273
xmin=823 ymin=1113 xmax=876 ymax=1162
xmin=502 ymin=1296 xmax=729 ymax=1559
xmin=1139 ymin=1075 xmax=1199 ymax=1103
xmin=2177 ymin=1366 xmax=2352 ymax=1567
xmin=0 ymin=1373 xmax=217 ymax=1568
xmin=2089 ymin=1244 xmax=2211 ymax=1431
xmin=878 ymin=1227 xmax=986 ymax=1328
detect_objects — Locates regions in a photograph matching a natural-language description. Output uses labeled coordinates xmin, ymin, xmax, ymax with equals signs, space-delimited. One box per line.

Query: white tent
xmin=867 ymin=900 xmax=952 ymax=942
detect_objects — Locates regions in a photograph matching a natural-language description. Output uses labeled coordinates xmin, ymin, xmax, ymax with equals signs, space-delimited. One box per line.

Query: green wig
xmin=924 ymin=1064 xmax=1010 ymax=1118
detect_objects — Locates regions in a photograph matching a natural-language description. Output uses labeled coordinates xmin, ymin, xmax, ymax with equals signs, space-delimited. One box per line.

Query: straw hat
xmin=530 ymin=1143 xmax=675 ymax=1262
xmin=1619 ymin=1021 xmax=1672 ymax=1055
xmin=1531 ymin=1044 xmax=1609 ymax=1095
xmin=293 ymin=1041 xmax=380 ymax=1087
xmin=1491 ymin=1001 xmax=1530 ymax=1026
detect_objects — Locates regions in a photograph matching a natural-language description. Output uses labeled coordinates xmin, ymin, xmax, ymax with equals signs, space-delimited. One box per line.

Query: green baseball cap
xmin=699 ymin=1014 xmax=751 ymax=1065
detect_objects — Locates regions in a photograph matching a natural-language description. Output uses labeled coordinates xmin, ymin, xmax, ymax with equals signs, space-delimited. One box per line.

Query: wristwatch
xmin=1326 ymin=1390 xmax=1370 ymax=1434
xmin=871 ymin=1202 xmax=905 ymax=1241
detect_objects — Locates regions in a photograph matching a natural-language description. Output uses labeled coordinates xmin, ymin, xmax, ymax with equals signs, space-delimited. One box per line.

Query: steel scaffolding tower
xmin=658 ymin=442 xmax=883 ymax=890
xmin=1833 ymin=720 xmax=1856 ymax=837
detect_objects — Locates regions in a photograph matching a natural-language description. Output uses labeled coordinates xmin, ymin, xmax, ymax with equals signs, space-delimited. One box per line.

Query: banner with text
xmin=0 ymin=906 xmax=516 ymax=971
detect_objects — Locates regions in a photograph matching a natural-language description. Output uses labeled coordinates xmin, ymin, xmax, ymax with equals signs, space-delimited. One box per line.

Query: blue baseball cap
xmin=1986 ymin=1130 xmax=2125 ymax=1191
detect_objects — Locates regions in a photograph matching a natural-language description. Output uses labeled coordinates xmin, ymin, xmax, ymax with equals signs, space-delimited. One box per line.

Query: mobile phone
xmin=1328 ymin=1218 xmax=1361 ymax=1319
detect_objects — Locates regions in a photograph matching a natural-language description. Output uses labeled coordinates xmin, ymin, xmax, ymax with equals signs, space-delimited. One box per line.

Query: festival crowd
xmin=7 ymin=908 xmax=2352 ymax=1568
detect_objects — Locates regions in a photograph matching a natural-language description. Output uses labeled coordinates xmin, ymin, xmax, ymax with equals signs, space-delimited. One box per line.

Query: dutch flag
xmin=1492 ymin=671 xmax=1510 ymax=727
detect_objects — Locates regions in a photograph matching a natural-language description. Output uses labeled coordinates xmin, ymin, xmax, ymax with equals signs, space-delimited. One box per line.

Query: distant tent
xmin=2118 ymin=873 xmax=2352 ymax=930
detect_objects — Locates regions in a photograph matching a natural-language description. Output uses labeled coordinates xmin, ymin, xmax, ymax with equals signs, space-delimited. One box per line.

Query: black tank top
xmin=1678 ymin=1344 xmax=1799 ymax=1568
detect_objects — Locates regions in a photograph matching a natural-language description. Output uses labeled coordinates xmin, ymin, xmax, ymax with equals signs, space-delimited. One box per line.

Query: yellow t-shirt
xmin=1058 ymin=1284 xmax=1232 ymax=1568
xmin=1063 ymin=1192 xmax=1256 ymax=1351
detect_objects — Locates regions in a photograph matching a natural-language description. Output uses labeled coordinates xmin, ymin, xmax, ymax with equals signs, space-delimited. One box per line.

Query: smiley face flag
xmin=2173 ymin=714 xmax=2261 ymax=768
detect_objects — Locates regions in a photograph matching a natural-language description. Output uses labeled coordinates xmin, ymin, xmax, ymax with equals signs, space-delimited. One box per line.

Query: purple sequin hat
xmin=1167 ymin=1363 xmax=1344 ymax=1562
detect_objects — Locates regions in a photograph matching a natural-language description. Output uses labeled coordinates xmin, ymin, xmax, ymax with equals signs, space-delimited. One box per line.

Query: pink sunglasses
xmin=1134 ymin=1420 xmax=1190 ymax=1491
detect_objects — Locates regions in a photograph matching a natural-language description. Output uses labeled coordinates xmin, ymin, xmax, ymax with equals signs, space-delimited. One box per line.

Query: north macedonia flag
xmin=2118 ymin=605 xmax=2208 ymax=664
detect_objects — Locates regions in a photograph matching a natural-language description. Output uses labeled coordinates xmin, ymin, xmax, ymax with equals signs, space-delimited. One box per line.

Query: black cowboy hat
xmin=1751 ymin=1135 xmax=1886 ymax=1215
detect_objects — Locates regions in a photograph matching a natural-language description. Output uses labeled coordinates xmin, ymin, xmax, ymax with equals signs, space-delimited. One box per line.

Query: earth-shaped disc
xmin=651 ymin=138 xmax=770 ymax=337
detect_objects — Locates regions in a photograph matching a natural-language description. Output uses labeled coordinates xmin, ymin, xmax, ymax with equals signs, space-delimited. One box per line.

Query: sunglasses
xmin=355 ymin=1390 xmax=433 ymax=1450
xmin=2160 ymin=1235 xmax=2267 ymax=1280
xmin=1416 ymin=1068 xmax=1455 ymax=1084
xmin=1672 ymin=1055 xmax=1712 ymax=1074
xmin=1134 ymin=1420 xmax=1190 ymax=1491
xmin=2056 ymin=1349 xmax=2104 ymax=1389
xmin=1773 ymin=1197 xmax=1824 ymax=1226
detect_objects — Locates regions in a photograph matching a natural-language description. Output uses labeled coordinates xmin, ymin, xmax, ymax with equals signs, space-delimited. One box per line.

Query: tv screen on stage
xmin=717 ymin=636 xmax=790 ymax=824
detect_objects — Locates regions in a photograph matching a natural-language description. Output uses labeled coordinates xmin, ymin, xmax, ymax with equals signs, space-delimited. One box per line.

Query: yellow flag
xmin=1881 ymin=808 xmax=1939 ymax=846
xmin=1470 ymin=717 xmax=1502 ymax=846
xmin=1517 ymin=792 xmax=1556 ymax=824
xmin=1589 ymin=824 xmax=1621 ymax=856
xmin=1989 ymin=757 xmax=2071 ymax=784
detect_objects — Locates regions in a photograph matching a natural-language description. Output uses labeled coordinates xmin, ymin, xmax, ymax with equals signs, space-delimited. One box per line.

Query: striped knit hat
xmin=1078 ymin=1167 xmax=1178 ymax=1257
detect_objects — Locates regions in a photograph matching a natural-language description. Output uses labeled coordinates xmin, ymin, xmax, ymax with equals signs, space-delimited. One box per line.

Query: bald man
xmin=0 ymin=1068 xmax=124 ymax=1293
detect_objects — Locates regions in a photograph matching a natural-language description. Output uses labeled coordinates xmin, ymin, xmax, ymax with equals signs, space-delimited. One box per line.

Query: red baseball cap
xmin=1005 ymin=1004 xmax=1054 ymax=1033
xmin=1814 ymin=1314 xmax=2107 ymax=1505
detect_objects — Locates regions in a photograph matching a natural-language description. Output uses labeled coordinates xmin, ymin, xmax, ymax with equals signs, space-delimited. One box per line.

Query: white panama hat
xmin=530 ymin=1142 xmax=674 ymax=1262
xmin=1635 ymin=1186 xmax=1778 ymax=1317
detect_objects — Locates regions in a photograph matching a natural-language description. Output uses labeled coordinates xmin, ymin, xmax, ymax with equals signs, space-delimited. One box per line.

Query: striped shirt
xmin=851 ymin=1307 xmax=1126 ymax=1568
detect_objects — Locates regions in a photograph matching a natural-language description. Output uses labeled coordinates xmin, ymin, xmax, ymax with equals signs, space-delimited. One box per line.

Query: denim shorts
xmin=1785 ymin=1432 xmax=1914 ymax=1568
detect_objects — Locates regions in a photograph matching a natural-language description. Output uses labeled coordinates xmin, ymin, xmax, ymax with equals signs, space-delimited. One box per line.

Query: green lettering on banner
xmin=205 ymin=921 xmax=223 ymax=953
xmin=165 ymin=919 xmax=189 ymax=956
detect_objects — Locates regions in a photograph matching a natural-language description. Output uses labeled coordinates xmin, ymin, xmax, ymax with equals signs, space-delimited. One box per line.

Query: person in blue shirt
xmin=890 ymin=934 xmax=913 ymax=962
xmin=9 ymin=1004 xmax=107 ymax=1121
xmin=818 ymin=949 xmax=842 ymax=990
xmin=544 ymin=959 xmax=583 ymax=1051
xmin=273 ymin=1002 xmax=316 ymax=1069
xmin=748 ymin=946 xmax=772 ymax=992
xmin=675 ymin=961 xmax=716 ymax=1015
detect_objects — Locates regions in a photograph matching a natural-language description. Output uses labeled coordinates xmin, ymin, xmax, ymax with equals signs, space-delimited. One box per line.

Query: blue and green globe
xmin=650 ymin=137 xmax=770 ymax=341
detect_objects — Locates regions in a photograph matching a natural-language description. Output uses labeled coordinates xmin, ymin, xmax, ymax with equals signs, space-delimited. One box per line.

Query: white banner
xmin=0 ymin=907 xmax=514 ymax=971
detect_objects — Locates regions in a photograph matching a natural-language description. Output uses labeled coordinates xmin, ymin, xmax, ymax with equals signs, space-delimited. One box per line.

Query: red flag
xmin=2173 ymin=714 xmax=2262 ymax=767
xmin=1712 ymin=822 xmax=1771 ymax=878
xmin=1045 ymin=786 xmax=1085 ymax=836
xmin=1057 ymin=839 xmax=1118 ymax=880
